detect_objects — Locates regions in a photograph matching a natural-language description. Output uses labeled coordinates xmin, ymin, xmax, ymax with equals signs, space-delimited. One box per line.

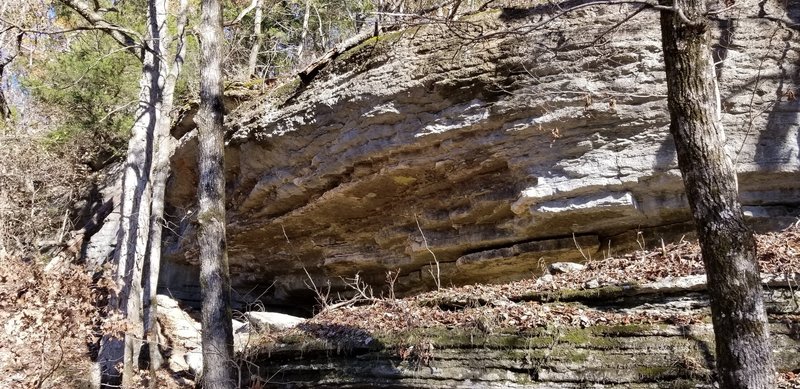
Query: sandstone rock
xmin=155 ymin=295 xmax=201 ymax=373
xmin=244 ymin=311 xmax=304 ymax=331
xmin=243 ymin=284 xmax=800 ymax=388
xmin=547 ymin=262 xmax=586 ymax=275
xmin=153 ymin=0 xmax=800 ymax=305
xmin=639 ymin=275 xmax=707 ymax=294
xmin=156 ymin=295 xmax=265 ymax=372
xmin=184 ymin=351 xmax=203 ymax=377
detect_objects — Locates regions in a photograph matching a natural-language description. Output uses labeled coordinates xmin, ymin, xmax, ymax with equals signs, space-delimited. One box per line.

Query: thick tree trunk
xmin=196 ymin=0 xmax=234 ymax=386
xmin=246 ymin=0 xmax=264 ymax=78
xmin=88 ymin=0 xmax=167 ymax=384
xmin=0 ymin=68 xmax=10 ymax=121
xmin=659 ymin=1 xmax=775 ymax=388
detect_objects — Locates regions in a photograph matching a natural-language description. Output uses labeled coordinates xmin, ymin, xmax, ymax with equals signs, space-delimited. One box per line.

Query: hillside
xmin=160 ymin=228 xmax=800 ymax=388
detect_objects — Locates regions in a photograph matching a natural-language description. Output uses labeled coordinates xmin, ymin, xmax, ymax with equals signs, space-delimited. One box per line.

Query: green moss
xmin=269 ymin=76 xmax=302 ymax=105
xmin=590 ymin=323 xmax=662 ymax=336
xmin=635 ymin=366 xmax=673 ymax=380
xmin=559 ymin=329 xmax=620 ymax=348
xmin=242 ymin=78 xmax=267 ymax=89
xmin=668 ymin=380 xmax=704 ymax=389
xmin=565 ymin=349 xmax=589 ymax=363
xmin=337 ymin=29 xmax=411 ymax=63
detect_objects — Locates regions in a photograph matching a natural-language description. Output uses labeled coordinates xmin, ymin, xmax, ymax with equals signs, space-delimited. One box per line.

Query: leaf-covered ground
xmin=302 ymin=228 xmax=799 ymax=334
xmin=254 ymin=227 xmax=800 ymax=386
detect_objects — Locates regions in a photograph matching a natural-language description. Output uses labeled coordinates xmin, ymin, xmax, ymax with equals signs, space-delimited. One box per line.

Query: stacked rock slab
xmin=159 ymin=0 xmax=800 ymax=306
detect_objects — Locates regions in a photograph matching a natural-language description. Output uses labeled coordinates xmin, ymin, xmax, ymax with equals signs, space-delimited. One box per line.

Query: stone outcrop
xmin=154 ymin=294 xmax=304 ymax=378
xmin=158 ymin=0 xmax=800 ymax=306
xmin=241 ymin=277 xmax=800 ymax=388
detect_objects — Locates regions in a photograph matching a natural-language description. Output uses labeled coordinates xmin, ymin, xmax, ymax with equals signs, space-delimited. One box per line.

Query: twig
xmin=573 ymin=233 xmax=590 ymax=261
xmin=590 ymin=5 xmax=646 ymax=46
xmin=415 ymin=214 xmax=441 ymax=290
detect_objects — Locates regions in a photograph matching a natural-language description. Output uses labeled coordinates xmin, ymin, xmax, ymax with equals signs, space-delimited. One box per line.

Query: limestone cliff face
xmin=160 ymin=1 xmax=800 ymax=305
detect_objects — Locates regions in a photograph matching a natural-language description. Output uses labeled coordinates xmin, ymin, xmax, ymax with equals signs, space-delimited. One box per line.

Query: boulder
xmin=244 ymin=311 xmax=305 ymax=332
xmin=155 ymin=295 xmax=256 ymax=373
xmin=155 ymin=295 xmax=202 ymax=374
xmin=547 ymin=262 xmax=586 ymax=275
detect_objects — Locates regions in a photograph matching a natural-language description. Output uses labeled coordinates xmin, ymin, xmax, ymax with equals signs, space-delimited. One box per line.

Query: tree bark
xmin=119 ymin=0 xmax=168 ymax=386
xmin=659 ymin=1 xmax=775 ymax=388
xmin=95 ymin=21 xmax=158 ymax=389
xmin=196 ymin=0 xmax=234 ymax=386
xmin=297 ymin=0 xmax=311 ymax=59
xmin=56 ymin=0 xmax=189 ymax=386
xmin=0 ymin=32 xmax=23 ymax=124
xmin=0 ymin=65 xmax=10 ymax=121
xmin=246 ymin=0 xmax=264 ymax=78
xmin=144 ymin=0 xmax=189 ymax=386
xmin=67 ymin=0 xmax=167 ymax=384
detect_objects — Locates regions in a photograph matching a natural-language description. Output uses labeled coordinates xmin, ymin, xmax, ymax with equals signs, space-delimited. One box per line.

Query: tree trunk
xmin=144 ymin=0 xmax=189 ymax=385
xmin=0 ymin=65 xmax=10 ymax=122
xmin=119 ymin=0 xmax=168 ymax=385
xmin=196 ymin=0 xmax=234 ymax=386
xmin=246 ymin=0 xmax=264 ymax=78
xmin=659 ymin=1 xmax=775 ymax=388
xmin=313 ymin=3 xmax=325 ymax=50
xmin=296 ymin=0 xmax=311 ymax=59
xmin=96 ymin=25 xmax=157 ymax=389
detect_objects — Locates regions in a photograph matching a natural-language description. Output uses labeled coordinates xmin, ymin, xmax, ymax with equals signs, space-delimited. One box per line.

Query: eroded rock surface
xmin=160 ymin=0 xmax=800 ymax=305
xmin=242 ymin=279 xmax=800 ymax=388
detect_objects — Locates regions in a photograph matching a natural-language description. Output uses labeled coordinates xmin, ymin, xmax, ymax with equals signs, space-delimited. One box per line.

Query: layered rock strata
xmin=154 ymin=0 xmax=800 ymax=305
xmin=241 ymin=279 xmax=800 ymax=388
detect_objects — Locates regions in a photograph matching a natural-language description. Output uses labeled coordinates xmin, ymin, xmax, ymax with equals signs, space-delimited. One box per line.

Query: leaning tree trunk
xmin=94 ymin=0 xmax=165 ymax=381
xmin=118 ymin=0 xmax=168 ymax=385
xmin=196 ymin=0 xmax=234 ymax=386
xmin=246 ymin=0 xmax=264 ymax=78
xmin=144 ymin=0 xmax=189 ymax=385
xmin=659 ymin=1 xmax=775 ymax=387
xmin=296 ymin=0 xmax=311 ymax=59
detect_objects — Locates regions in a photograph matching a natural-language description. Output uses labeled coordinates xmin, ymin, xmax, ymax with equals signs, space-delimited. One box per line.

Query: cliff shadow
xmin=754 ymin=4 xmax=800 ymax=173
xmin=242 ymin=321 xmax=406 ymax=388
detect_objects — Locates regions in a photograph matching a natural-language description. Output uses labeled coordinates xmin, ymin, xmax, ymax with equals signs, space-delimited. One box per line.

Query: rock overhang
xmin=159 ymin=0 xmax=800 ymax=307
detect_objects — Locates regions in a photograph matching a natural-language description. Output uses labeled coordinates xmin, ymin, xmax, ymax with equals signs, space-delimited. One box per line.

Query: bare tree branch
xmin=224 ymin=0 xmax=260 ymax=26
xmin=58 ymin=0 xmax=145 ymax=60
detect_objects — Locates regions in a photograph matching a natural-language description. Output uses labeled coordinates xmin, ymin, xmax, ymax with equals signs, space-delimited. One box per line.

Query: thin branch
xmin=58 ymin=0 xmax=145 ymax=60
xmin=415 ymin=214 xmax=441 ymax=291
xmin=225 ymin=0 xmax=259 ymax=27
xmin=590 ymin=5 xmax=646 ymax=46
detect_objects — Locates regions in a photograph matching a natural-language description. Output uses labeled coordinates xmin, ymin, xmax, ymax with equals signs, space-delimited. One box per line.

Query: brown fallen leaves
xmin=297 ymin=227 xmax=800 ymax=345
xmin=0 ymin=253 xmax=100 ymax=389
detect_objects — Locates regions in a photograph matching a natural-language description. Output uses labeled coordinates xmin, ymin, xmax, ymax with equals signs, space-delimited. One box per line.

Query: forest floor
xmin=247 ymin=226 xmax=800 ymax=387
xmin=2 ymin=226 xmax=800 ymax=387
xmin=303 ymin=226 xmax=800 ymax=334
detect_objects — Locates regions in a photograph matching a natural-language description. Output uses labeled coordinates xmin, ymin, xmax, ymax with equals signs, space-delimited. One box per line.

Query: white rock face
xmin=159 ymin=0 xmax=800 ymax=304
xmin=155 ymin=295 xmax=202 ymax=374
xmin=244 ymin=311 xmax=305 ymax=331
xmin=547 ymin=262 xmax=586 ymax=275
xmin=155 ymin=295 xmax=259 ymax=374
